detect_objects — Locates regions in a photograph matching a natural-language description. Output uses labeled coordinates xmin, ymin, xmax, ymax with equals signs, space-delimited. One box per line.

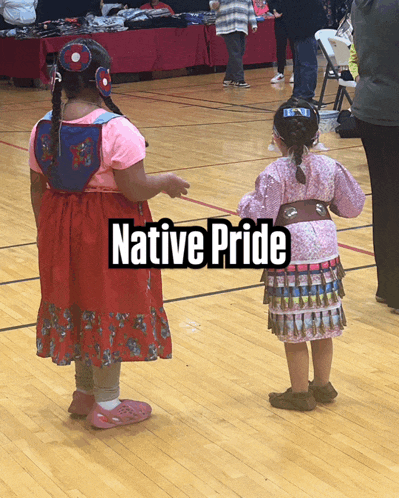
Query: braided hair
xmin=49 ymin=39 xmax=125 ymax=169
xmin=273 ymin=98 xmax=319 ymax=185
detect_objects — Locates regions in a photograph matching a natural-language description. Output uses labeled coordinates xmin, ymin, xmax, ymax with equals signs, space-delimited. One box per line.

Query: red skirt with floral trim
xmin=36 ymin=190 xmax=171 ymax=367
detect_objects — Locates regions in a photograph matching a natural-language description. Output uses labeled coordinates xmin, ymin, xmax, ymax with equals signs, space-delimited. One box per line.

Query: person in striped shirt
xmin=210 ymin=0 xmax=257 ymax=88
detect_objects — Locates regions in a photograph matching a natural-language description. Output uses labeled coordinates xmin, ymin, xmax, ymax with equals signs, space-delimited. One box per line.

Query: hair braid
xmin=100 ymin=94 xmax=123 ymax=115
xmin=49 ymin=80 xmax=63 ymax=174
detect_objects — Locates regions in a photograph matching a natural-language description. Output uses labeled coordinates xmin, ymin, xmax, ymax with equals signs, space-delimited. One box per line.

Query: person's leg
xmin=222 ymin=32 xmax=244 ymax=82
xmin=311 ymin=338 xmax=333 ymax=386
xmin=356 ymin=119 xmax=399 ymax=306
xmin=292 ymin=36 xmax=318 ymax=100
xmin=93 ymin=362 xmax=121 ymax=409
xmin=239 ymin=32 xmax=246 ymax=81
xmin=284 ymin=341 xmax=309 ymax=392
xmin=87 ymin=362 xmax=152 ymax=428
xmin=274 ymin=19 xmax=287 ymax=75
xmin=68 ymin=361 xmax=95 ymax=416
xmin=75 ymin=360 xmax=94 ymax=394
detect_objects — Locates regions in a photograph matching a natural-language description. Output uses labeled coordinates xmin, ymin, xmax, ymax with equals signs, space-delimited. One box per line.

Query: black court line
xmin=174 ymin=214 xmax=230 ymax=225
xmin=0 ymin=242 xmax=36 ymax=250
xmin=0 ymin=276 xmax=39 ymax=286
xmin=0 ymin=263 xmax=376 ymax=334
xmin=337 ymin=224 xmax=372 ymax=232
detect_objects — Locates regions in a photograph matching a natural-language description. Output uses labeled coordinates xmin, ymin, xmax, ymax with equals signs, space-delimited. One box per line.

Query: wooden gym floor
xmin=1 ymin=60 xmax=399 ymax=498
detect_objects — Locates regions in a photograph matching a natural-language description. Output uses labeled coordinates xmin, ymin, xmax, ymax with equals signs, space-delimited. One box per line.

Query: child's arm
xmin=113 ymin=160 xmax=189 ymax=202
xmin=348 ymin=44 xmax=359 ymax=82
xmin=238 ymin=171 xmax=283 ymax=222
xmin=330 ymin=162 xmax=365 ymax=218
xmin=30 ymin=170 xmax=47 ymax=229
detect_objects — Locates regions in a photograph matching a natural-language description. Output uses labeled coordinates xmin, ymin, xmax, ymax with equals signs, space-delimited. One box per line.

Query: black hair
xmin=273 ymin=98 xmax=319 ymax=184
xmin=49 ymin=38 xmax=125 ymax=170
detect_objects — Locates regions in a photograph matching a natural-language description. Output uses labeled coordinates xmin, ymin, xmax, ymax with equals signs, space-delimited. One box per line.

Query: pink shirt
xmin=238 ymin=154 xmax=365 ymax=263
xmin=29 ymin=109 xmax=146 ymax=192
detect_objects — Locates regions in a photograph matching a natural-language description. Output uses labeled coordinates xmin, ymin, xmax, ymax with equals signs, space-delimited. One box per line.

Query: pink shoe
xmin=87 ymin=400 xmax=152 ymax=429
xmin=68 ymin=391 xmax=95 ymax=416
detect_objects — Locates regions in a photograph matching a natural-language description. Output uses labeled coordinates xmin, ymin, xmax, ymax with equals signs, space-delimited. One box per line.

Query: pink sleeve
xmin=238 ymin=170 xmax=284 ymax=223
xmin=101 ymin=117 xmax=146 ymax=170
xmin=330 ymin=162 xmax=365 ymax=218
xmin=29 ymin=124 xmax=43 ymax=173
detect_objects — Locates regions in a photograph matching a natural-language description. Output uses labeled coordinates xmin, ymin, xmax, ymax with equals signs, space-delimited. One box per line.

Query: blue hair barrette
xmin=283 ymin=108 xmax=311 ymax=118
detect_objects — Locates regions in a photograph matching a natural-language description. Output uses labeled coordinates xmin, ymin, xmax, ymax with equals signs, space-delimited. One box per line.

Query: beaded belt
xmin=275 ymin=199 xmax=331 ymax=227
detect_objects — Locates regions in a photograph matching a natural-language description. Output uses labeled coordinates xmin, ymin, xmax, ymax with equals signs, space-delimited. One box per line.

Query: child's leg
xmin=75 ymin=360 xmax=94 ymax=395
xmin=92 ymin=362 xmax=121 ymax=409
xmin=284 ymin=342 xmax=309 ymax=392
xmin=311 ymin=338 xmax=333 ymax=386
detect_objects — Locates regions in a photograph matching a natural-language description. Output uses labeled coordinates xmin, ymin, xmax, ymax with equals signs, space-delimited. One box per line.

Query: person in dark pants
xmin=352 ymin=0 xmax=399 ymax=312
xmin=210 ymin=0 xmax=258 ymax=88
xmin=279 ymin=0 xmax=327 ymax=105
xmin=267 ymin=0 xmax=295 ymax=83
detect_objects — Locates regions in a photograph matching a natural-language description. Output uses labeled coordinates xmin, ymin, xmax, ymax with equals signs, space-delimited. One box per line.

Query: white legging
xmin=75 ymin=361 xmax=121 ymax=402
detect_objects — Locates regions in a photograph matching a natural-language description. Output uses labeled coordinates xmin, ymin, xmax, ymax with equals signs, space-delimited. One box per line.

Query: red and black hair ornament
xmin=59 ymin=43 xmax=92 ymax=72
xmin=95 ymin=67 xmax=112 ymax=97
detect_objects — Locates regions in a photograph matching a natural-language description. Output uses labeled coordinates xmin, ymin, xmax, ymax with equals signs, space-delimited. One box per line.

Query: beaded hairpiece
xmin=51 ymin=43 xmax=112 ymax=97
xmin=283 ymin=108 xmax=311 ymax=118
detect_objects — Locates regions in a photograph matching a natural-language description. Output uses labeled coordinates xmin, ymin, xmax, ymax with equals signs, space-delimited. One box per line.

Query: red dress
xmin=29 ymin=110 xmax=171 ymax=367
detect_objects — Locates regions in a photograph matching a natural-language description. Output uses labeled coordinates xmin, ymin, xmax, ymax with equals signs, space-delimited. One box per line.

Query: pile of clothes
xmin=0 ymin=6 xmax=216 ymax=38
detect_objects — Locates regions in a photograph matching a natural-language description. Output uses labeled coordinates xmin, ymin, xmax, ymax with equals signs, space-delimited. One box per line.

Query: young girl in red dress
xmin=29 ymin=39 xmax=189 ymax=429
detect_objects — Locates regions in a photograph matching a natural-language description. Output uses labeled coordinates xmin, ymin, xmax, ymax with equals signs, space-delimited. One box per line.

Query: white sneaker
xmin=289 ymin=73 xmax=294 ymax=83
xmin=271 ymin=73 xmax=284 ymax=83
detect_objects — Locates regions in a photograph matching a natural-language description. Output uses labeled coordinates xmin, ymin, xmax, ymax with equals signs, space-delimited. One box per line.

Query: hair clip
xmin=59 ymin=43 xmax=92 ymax=72
xmin=49 ymin=64 xmax=62 ymax=94
xmin=283 ymin=108 xmax=311 ymax=118
xmin=95 ymin=67 xmax=112 ymax=97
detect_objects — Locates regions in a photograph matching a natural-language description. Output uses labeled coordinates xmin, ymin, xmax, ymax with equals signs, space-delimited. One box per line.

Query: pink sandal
xmin=68 ymin=391 xmax=95 ymax=416
xmin=86 ymin=400 xmax=152 ymax=429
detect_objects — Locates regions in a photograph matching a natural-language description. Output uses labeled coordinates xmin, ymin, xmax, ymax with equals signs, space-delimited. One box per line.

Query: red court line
xmin=0 ymin=140 xmax=28 ymax=152
xmin=180 ymin=196 xmax=238 ymax=216
xmin=337 ymin=243 xmax=374 ymax=257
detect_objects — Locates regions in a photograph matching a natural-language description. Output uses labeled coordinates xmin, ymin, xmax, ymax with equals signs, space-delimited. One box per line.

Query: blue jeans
xmin=292 ymin=36 xmax=318 ymax=100
xmin=222 ymin=31 xmax=246 ymax=82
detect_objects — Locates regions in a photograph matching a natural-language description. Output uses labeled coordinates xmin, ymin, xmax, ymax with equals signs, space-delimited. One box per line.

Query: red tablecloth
xmin=0 ymin=25 xmax=210 ymax=83
xmin=0 ymin=20 xmax=287 ymax=83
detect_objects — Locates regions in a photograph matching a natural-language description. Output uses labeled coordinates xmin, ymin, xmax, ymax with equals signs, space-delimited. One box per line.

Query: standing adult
xmin=267 ymin=0 xmax=295 ymax=84
xmin=209 ymin=0 xmax=257 ymax=88
xmin=351 ymin=0 xmax=399 ymax=312
xmin=278 ymin=0 xmax=327 ymax=105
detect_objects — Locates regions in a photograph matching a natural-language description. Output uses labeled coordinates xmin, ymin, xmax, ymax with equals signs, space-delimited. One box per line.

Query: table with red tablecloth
xmin=0 ymin=17 xmax=291 ymax=83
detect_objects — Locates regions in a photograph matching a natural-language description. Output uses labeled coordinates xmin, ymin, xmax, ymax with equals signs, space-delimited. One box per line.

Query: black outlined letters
xmin=109 ymin=218 xmax=291 ymax=269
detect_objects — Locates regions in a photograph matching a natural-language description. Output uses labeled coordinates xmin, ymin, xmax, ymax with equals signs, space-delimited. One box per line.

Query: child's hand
xmin=210 ymin=1 xmax=220 ymax=10
xmin=163 ymin=174 xmax=190 ymax=198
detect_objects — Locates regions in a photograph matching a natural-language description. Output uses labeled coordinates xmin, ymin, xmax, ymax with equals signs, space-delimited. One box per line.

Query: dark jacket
xmin=278 ymin=0 xmax=327 ymax=41
xmin=351 ymin=0 xmax=399 ymax=125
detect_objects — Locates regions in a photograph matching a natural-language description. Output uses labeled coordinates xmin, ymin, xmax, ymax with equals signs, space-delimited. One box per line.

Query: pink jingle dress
xmin=29 ymin=109 xmax=171 ymax=367
xmin=238 ymin=153 xmax=365 ymax=343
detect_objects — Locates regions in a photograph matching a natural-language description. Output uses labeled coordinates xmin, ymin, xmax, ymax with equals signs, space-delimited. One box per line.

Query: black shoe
xmin=308 ymin=381 xmax=338 ymax=403
xmin=269 ymin=388 xmax=317 ymax=411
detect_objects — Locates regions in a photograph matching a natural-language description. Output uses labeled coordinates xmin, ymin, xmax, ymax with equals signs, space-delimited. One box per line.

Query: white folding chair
xmin=315 ymin=29 xmax=339 ymax=109
xmin=328 ymin=36 xmax=356 ymax=111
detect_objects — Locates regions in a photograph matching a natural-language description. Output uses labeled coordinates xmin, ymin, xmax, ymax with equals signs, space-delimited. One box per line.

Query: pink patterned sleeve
xmin=238 ymin=172 xmax=284 ymax=223
xmin=330 ymin=162 xmax=366 ymax=218
xmin=102 ymin=117 xmax=146 ymax=170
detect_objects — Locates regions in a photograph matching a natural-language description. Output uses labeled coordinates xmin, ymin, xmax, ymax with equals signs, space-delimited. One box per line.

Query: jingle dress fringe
xmin=261 ymin=256 xmax=346 ymax=342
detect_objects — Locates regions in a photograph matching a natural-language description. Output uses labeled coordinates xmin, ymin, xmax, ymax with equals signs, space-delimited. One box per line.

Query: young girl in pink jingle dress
xmin=238 ymin=99 xmax=365 ymax=411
